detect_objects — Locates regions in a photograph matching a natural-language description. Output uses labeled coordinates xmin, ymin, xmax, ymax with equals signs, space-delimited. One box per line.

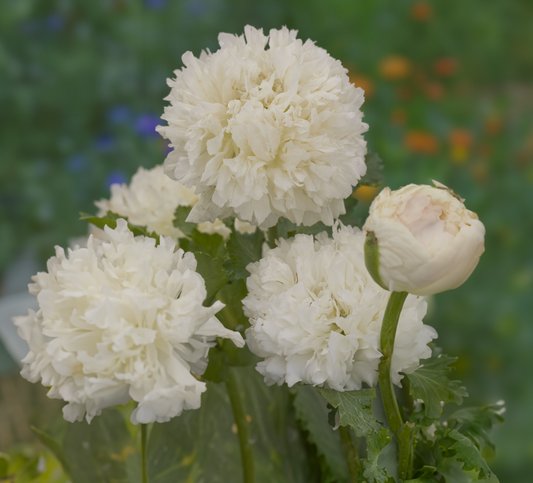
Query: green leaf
xmin=224 ymin=229 xmax=265 ymax=280
xmin=194 ymin=251 xmax=229 ymax=306
xmin=405 ymin=348 xmax=468 ymax=419
xmin=31 ymin=425 xmax=73 ymax=480
xmin=316 ymin=387 xmax=381 ymax=437
xmin=404 ymin=466 xmax=439 ymax=483
xmin=360 ymin=429 xmax=393 ymax=483
xmin=290 ymin=385 xmax=349 ymax=482
xmin=444 ymin=429 xmax=492 ymax=479
xmin=61 ymin=408 xmax=137 ymax=483
xmin=202 ymin=346 xmax=230 ymax=382
xmin=338 ymin=196 xmax=361 ymax=228
xmin=359 ymin=151 xmax=384 ymax=186
xmin=0 ymin=453 xmax=9 ymax=478
xmin=447 ymin=401 xmax=505 ymax=451
xmin=216 ymin=279 xmax=249 ymax=331
xmin=173 ymin=205 xmax=196 ymax=236
xmin=148 ymin=366 xmax=317 ymax=483
xmin=80 ymin=211 xmax=159 ymax=241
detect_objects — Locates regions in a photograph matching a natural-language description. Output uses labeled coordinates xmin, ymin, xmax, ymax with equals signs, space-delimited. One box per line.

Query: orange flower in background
xmin=411 ymin=2 xmax=433 ymax=21
xmin=484 ymin=117 xmax=503 ymax=136
xmin=404 ymin=130 xmax=440 ymax=154
xmin=349 ymin=73 xmax=375 ymax=98
xmin=434 ymin=57 xmax=458 ymax=77
xmin=471 ymin=162 xmax=489 ymax=183
xmin=379 ymin=55 xmax=411 ymax=80
xmin=449 ymin=129 xmax=473 ymax=163
xmin=424 ymin=82 xmax=444 ymax=101
xmin=391 ymin=108 xmax=407 ymax=125
xmin=353 ymin=185 xmax=379 ymax=203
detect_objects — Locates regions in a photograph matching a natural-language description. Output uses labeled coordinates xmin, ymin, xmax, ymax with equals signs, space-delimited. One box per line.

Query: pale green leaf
xmin=361 ymin=429 xmax=393 ymax=483
xmin=316 ymin=387 xmax=381 ymax=437
xmin=224 ymin=229 xmax=265 ymax=280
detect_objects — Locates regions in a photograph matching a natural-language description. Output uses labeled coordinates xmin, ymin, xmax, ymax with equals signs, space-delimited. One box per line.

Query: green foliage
xmin=359 ymin=151 xmax=384 ymax=187
xmin=80 ymin=211 xmax=159 ymax=241
xmin=172 ymin=205 xmax=196 ymax=236
xmin=148 ymin=366 xmax=316 ymax=483
xmin=446 ymin=401 xmax=505 ymax=452
xmin=406 ymin=348 xmax=468 ymax=419
xmin=360 ymin=429 xmax=394 ymax=483
xmin=317 ymin=387 xmax=381 ymax=437
xmin=31 ymin=425 xmax=73 ymax=480
xmin=225 ymin=229 xmax=265 ymax=280
xmin=194 ymin=251 xmax=228 ymax=306
xmin=290 ymin=385 xmax=349 ymax=482
xmin=338 ymin=196 xmax=361 ymax=228
xmin=404 ymin=466 xmax=439 ymax=483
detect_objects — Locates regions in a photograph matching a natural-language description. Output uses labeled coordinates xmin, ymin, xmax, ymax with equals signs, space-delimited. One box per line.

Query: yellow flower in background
xmin=449 ymin=129 xmax=473 ymax=164
xmin=379 ymin=55 xmax=411 ymax=80
xmin=353 ymin=185 xmax=379 ymax=203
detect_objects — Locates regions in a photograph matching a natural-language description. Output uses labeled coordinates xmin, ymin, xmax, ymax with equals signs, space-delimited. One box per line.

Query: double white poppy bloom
xmin=15 ymin=220 xmax=244 ymax=424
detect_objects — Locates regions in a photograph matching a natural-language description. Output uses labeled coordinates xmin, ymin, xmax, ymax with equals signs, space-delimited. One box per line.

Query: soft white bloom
xmin=158 ymin=25 xmax=368 ymax=228
xmin=95 ymin=165 xmax=255 ymax=240
xmin=14 ymin=220 xmax=244 ymax=424
xmin=363 ymin=181 xmax=485 ymax=296
xmin=243 ymin=224 xmax=436 ymax=391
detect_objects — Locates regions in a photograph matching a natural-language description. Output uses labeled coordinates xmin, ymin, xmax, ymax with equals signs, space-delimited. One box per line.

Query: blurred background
xmin=1 ymin=0 xmax=532 ymax=480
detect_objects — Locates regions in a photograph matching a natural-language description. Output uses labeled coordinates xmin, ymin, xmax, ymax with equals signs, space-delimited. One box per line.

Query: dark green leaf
xmin=447 ymin=401 xmax=505 ymax=451
xmin=404 ymin=465 xmax=439 ymax=483
xmin=173 ymin=205 xmax=196 ymax=236
xmin=224 ymin=229 xmax=265 ymax=280
xmin=316 ymin=387 xmax=381 ymax=437
xmin=338 ymin=196 xmax=361 ymax=228
xmin=148 ymin=366 xmax=317 ymax=483
xmin=194 ymin=252 xmax=228 ymax=306
xmin=444 ymin=429 xmax=491 ymax=479
xmin=31 ymin=425 xmax=73 ymax=480
xmin=0 ymin=453 xmax=9 ymax=478
xmin=359 ymin=151 xmax=384 ymax=186
xmin=216 ymin=279 xmax=249 ymax=331
xmin=406 ymin=348 xmax=468 ymax=419
xmin=360 ymin=429 xmax=393 ymax=483
xmin=62 ymin=409 xmax=136 ymax=483
xmin=290 ymin=385 xmax=349 ymax=482
xmin=202 ymin=346 xmax=230 ymax=383
xmin=80 ymin=211 xmax=159 ymax=241
xmin=189 ymin=230 xmax=226 ymax=259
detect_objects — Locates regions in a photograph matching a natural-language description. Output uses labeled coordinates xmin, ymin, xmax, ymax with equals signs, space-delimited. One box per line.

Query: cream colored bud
xmin=363 ymin=181 xmax=485 ymax=296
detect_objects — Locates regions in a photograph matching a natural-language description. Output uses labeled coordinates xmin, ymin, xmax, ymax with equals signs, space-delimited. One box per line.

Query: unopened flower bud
xmin=363 ymin=181 xmax=485 ymax=296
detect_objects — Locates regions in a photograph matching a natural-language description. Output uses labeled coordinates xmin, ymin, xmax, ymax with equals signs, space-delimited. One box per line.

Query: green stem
xmin=226 ymin=367 xmax=254 ymax=483
xmin=378 ymin=291 xmax=415 ymax=480
xmin=141 ymin=423 xmax=148 ymax=483
xmin=339 ymin=426 xmax=359 ymax=482
xmin=378 ymin=291 xmax=408 ymax=433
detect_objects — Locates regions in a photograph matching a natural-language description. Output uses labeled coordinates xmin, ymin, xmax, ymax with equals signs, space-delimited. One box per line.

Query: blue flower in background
xmin=107 ymin=105 xmax=131 ymax=125
xmin=106 ymin=170 xmax=127 ymax=189
xmin=134 ymin=113 xmax=160 ymax=138
xmin=145 ymin=0 xmax=167 ymax=10
xmin=95 ymin=134 xmax=115 ymax=152
xmin=185 ymin=0 xmax=208 ymax=18
xmin=66 ymin=155 xmax=87 ymax=172
xmin=45 ymin=14 xmax=65 ymax=32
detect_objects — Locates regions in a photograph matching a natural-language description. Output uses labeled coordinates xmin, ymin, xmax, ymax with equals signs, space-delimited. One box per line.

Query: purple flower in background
xmin=45 ymin=14 xmax=65 ymax=32
xmin=95 ymin=134 xmax=115 ymax=152
xmin=185 ymin=0 xmax=207 ymax=18
xmin=106 ymin=170 xmax=127 ymax=189
xmin=66 ymin=155 xmax=87 ymax=172
xmin=145 ymin=0 xmax=167 ymax=10
xmin=107 ymin=105 xmax=131 ymax=125
xmin=134 ymin=113 xmax=160 ymax=138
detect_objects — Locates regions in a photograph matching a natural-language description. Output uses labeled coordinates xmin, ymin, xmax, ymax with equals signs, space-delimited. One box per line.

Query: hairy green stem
xmin=378 ymin=291 xmax=414 ymax=480
xmin=378 ymin=291 xmax=408 ymax=433
xmin=339 ymin=426 xmax=359 ymax=482
xmin=226 ymin=368 xmax=254 ymax=483
xmin=141 ymin=423 xmax=148 ymax=483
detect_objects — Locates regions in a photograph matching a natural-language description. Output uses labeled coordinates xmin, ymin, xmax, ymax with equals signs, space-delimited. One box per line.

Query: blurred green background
xmin=1 ymin=0 xmax=532 ymax=480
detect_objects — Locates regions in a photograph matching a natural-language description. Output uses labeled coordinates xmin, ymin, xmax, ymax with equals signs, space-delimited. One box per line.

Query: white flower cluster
xmin=95 ymin=165 xmax=254 ymax=240
xmin=158 ymin=25 xmax=368 ymax=228
xmin=14 ymin=220 xmax=244 ymax=424
xmin=243 ymin=224 xmax=436 ymax=391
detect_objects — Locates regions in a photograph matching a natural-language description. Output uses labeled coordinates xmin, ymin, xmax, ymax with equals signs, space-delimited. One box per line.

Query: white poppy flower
xmin=95 ymin=165 xmax=255 ymax=240
xmin=158 ymin=25 xmax=368 ymax=228
xmin=363 ymin=181 xmax=485 ymax=296
xmin=14 ymin=220 xmax=244 ymax=424
xmin=243 ymin=223 xmax=436 ymax=390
